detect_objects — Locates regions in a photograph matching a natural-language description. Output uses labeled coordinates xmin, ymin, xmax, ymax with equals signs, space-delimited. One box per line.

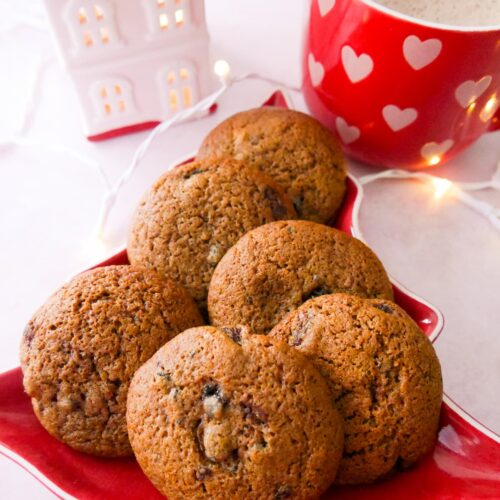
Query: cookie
xmin=127 ymin=325 xmax=344 ymax=499
xmin=20 ymin=265 xmax=203 ymax=457
xmin=197 ymin=107 xmax=346 ymax=223
xmin=270 ymin=293 xmax=443 ymax=484
xmin=128 ymin=158 xmax=296 ymax=311
xmin=208 ymin=220 xmax=393 ymax=334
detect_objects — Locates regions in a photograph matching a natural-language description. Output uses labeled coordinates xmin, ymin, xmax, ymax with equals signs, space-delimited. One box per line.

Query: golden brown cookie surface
xmin=208 ymin=220 xmax=393 ymax=334
xmin=270 ymin=293 xmax=443 ymax=484
xmin=128 ymin=158 xmax=296 ymax=311
xmin=20 ymin=265 xmax=203 ymax=457
xmin=127 ymin=325 xmax=344 ymax=500
xmin=197 ymin=107 xmax=346 ymax=223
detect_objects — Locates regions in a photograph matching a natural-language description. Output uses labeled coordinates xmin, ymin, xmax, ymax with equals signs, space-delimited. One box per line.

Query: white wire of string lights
xmin=0 ymin=7 xmax=499 ymax=263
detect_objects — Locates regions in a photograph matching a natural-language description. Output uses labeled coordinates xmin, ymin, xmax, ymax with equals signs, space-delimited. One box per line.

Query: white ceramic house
xmin=43 ymin=0 xmax=214 ymax=140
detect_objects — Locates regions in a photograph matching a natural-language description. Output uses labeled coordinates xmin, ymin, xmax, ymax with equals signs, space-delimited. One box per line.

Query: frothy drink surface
xmin=373 ymin=0 xmax=500 ymax=27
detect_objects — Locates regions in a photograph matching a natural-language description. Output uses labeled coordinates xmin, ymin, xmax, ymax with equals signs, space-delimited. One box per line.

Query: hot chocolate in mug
xmin=303 ymin=0 xmax=500 ymax=168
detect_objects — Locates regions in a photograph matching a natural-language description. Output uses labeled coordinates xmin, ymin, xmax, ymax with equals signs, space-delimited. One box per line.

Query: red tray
xmin=1 ymin=91 xmax=498 ymax=499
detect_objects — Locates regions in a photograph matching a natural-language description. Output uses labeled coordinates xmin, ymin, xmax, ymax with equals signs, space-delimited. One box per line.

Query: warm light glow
xmin=159 ymin=13 xmax=169 ymax=30
xmin=104 ymin=103 xmax=111 ymax=114
xmin=100 ymin=87 xmax=108 ymax=98
xmin=467 ymin=101 xmax=476 ymax=114
xmin=182 ymin=86 xmax=192 ymax=107
xmin=480 ymin=94 xmax=499 ymax=122
xmin=118 ymin=100 xmax=126 ymax=112
xmin=431 ymin=177 xmax=453 ymax=200
xmin=213 ymin=59 xmax=231 ymax=79
xmin=83 ymin=31 xmax=93 ymax=47
xmin=167 ymin=71 xmax=176 ymax=84
xmin=179 ymin=67 xmax=189 ymax=80
xmin=78 ymin=8 xmax=87 ymax=24
xmin=100 ymin=27 xmax=109 ymax=43
xmin=428 ymin=155 xmax=442 ymax=166
xmin=169 ymin=89 xmax=178 ymax=111
xmin=175 ymin=9 xmax=184 ymax=26
xmin=114 ymin=84 xmax=122 ymax=95
xmin=94 ymin=4 xmax=104 ymax=20
xmin=157 ymin=0 xmax=166 ymax=6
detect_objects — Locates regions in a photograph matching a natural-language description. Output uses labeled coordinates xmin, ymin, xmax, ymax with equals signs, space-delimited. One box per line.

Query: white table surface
xmin=1 ymin=1 xmax=499 ymax=498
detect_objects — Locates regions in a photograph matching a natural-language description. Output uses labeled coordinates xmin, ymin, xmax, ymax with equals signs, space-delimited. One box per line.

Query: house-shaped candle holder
xmin=43 ymin=0 xmax=214 ymax=140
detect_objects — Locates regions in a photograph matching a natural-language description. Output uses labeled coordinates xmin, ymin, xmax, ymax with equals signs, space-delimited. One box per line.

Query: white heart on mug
xmin=318 ymin=0 xmax=335 ymax=16
xmin=382 ymin=105 xmax=418 ymax=132
xmin=421 ymin=139 xmax=454 ymax=161
xmin=308 ymin=53 xmax=325 ymax=87
xmin=341 ymin=46 xmax=373 ymax=83
xmin=336 ymin=116 xmax=360 ymax=144
xmin=455 ymin=76 xmax=492 ymax=108
xmin=403 ymin=35 xmax=442 ymax=70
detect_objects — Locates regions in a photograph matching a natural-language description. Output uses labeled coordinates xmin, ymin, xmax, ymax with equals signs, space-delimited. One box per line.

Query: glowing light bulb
xmin=214 ymin=59 xmax=231 ymax=80
xmin=431 ymin=177 xmax=453 ymax=200
xmin=428 ymin=155 xmax=441 ymax=166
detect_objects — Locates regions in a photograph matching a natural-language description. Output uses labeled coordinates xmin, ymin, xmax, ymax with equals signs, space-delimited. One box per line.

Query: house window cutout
xmin=144 ymin=0 xmax=191 ymax=36
xmin=92 ymin=78 xmax=136 ymax=120
xmin=159 ymin=62 xmax=198 ymax=116
xmin=65 ymin=0 xmax=119 ymax=52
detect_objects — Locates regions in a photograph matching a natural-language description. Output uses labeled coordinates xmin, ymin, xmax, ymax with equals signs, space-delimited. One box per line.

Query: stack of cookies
xmin=21 ymin=107 xmax=442 ymax=500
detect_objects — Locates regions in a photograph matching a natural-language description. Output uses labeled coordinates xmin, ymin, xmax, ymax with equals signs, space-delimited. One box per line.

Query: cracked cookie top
xmin=197 ymin=107 xmax=347 ymax=224
xmin=208 ymin=220 xmax=394 ymax=334
xmin=126 ymin=325 xmax=344 ymax=500
xmin=269 ymin=293 xmax=443 ymax=484
xmin=20 ymin=265 xmax=203 ymax=457
xmin=128 ymin=158 xmax=296 ymax=312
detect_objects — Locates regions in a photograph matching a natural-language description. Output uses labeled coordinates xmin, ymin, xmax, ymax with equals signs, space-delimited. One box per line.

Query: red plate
xmin=1 ymin=92 xmax=498 ymax=499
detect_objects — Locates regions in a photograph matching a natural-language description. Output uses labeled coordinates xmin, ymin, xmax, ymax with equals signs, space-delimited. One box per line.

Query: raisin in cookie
xmin=208 ymin=220 xmax=393 ymax=334
xmin=20 ymin=265 xmax=203 ymax=457
xmin=128 ymin=158 xmax=296 ymax=311
xmin=270 ymin=293 xmax=443 ymax=484
xmin=197 ymin=107 xmax=346 ymax=223
xmin=127 ymin=325 xmax=344 ymax=500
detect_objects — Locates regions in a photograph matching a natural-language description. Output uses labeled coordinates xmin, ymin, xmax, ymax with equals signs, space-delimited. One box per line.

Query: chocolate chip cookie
xmin=197 ymin=107 xmax=346 ymax=223
xmin=270 ymin=293 xmax=443 ymax=484
xmin=208 ymin=220 xmax=393 ymax=334
xmin=128 ymin=158 xmax=296 ymax=311
xmin=20 ymin=265 xmax=203 ymax=457
xmin=127 ymin=325 xmax=344 ymax=499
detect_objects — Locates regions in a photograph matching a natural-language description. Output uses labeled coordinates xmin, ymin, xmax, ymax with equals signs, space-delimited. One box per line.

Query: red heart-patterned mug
xmin=303 ymin=0 xmax=500 ymax=169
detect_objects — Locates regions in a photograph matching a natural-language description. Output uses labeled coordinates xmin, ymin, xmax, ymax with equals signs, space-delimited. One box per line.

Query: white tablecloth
xmin=1 ymin=1 xmax=499 ymax=497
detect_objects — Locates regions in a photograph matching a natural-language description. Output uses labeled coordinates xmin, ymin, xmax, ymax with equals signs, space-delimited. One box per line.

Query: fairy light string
xmin=0 ymin=6 xmax=499 ymax=249
xmin=358 ymin=166 xmax=500 ymax=232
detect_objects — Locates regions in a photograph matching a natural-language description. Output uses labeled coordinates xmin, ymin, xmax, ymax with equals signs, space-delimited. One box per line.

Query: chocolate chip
xmin=275 ymin=485 xmax=292 ymax=499
xmin=240 ymin=395 xmax=268 ymax=424
xmin=23 ymin=324 xmax=35 ymax=347
xmin=183 ymin=168 xmax=205 ymax=179
xmin=221 ymin=326 xmax=243 ymax=345
xmin=157 ymin=371 xmax=171 ymax=383
xmin=301 ymin=286 xmax=331 ymax=302
xmin=202 ymin=383 xmax=222 ymax=400
xmin=264 ymin=186 xmax=288 ymax=219
xmin=195 ymin=466 xmax=212 ymax=481
xmin=373 ymin=303 xmax=394 ymax=314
